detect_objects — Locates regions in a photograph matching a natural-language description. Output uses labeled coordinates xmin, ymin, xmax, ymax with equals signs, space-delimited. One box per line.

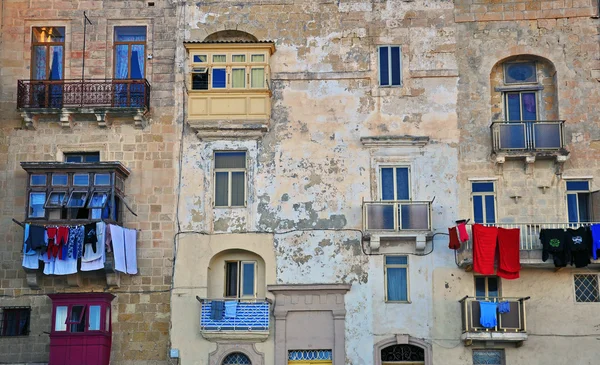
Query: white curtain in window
xmin=232 ymin=68 xmax=245 ymax=88
xmin=88 ymin=305 xmax=101 ymax=330
xmin=55 ymin=306 xmax=67 ymax=331
xmin=251 ymin=68 xmax=264 ymax=88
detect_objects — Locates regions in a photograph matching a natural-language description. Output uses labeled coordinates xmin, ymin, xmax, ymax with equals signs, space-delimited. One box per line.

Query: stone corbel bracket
xmin=104 ymin=256 xmax=121 ymax=288
xmin=21 ymin=112 xmax=39 ymax=130
xmin=23 ymin=268 xmax=40 ymax=290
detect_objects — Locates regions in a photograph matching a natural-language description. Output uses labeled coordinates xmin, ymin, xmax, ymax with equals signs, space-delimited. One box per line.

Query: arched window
xmin=222 ymin=352 xmax=251 ymax=365
xmin=381 ymin=344 xmax=424 ymax=364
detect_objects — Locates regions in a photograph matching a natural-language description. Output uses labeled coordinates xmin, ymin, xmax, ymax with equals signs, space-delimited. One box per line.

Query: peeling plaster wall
xmin=173 ymin=1 xmax=460 ymax=364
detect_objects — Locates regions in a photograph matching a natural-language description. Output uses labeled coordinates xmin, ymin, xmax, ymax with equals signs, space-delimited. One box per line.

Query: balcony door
xmin=113 ymin=26 xmax=146 ymax=107
xmin=31 ymin=27 xmax=65 ymax=108
xmin=380 ymin=167 xmax=411 ymax=229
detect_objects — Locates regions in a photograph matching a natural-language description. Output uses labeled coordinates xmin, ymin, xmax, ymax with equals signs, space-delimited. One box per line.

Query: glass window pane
xmin=475 ymin=277 xmax=486 ymax=297
xmin=212 ymin=55 xmax=226 ymax=62
xmin=88 ymin=305 xmax=101 ymax=331
xmin=391 ymin=46 xmax=401 ymax=86
xmin=386 ymin=267 xmax=407 ymax=301
xmin=400 ymin=203 xmax=429 ymax=230
xmin=472 ymin=182 xmax=494 ymax=193
xmin=46 ymin=191 xmax=67 ymax=207
xmin=193 ymin=55 xmax=207 ymax=63
xmin=506 ymin=93 xmax=521 ymax=121
xmin=31 ymin=174 xmax=47 ymax=186
xmin=232 ymin=68 xmax=245 ymax=88
xmin=32 ymin=46 xmax=47 ymax=80
xmin=250 ymin=68 xmax=265 ymax=88
xmin=473 ymin=195 xmax=484 ymax=224
xmin=212 ymin=68 xmax=226 ymax=88
xmin=485 ymin=195 xmax=496 ymax=224
xmin=52 ymin=173 xmax=67 ymax=186
xmin=232 ymin=55 xmax=246 ymax=62
xmin=225 ymin=262 xmax=238 ymax=297
xmin=473 ymin=350 xmax=503 ymax=365
xmin=366 ymin=204 xmax=395 ymax=230
xmin=567 ymin=193 xmax=579 ymax=223
xmin=87 ymin=192 xmax=108 ymax=208
xmin=83 ymin=154 xmax=100 ymax=162
xmin=578 ymin=193 xmax=591 ymax=223
xmin=231 ymin=172 xmax=245 ymax=206
xmin=488 ymin=277 xmax=499 ymax=298
xmin=215 ymin=152 xmax=246 ymax=169
xmin=54 ymin=306 xmax=67 ymax=331
xmin=379 ymin=47 xmax=389 ymax=86
xmin=114 ymin=44 xmax=129 ymax=80
xmin=386 ymin=256 xmax=407 ymax=265
xmin=94 ymin=173 xmax=111 ymax=185
xmin=505 ymin=62 xmax=536 ymax=83
xmin=48 ymin=46 xmax=63 ymax=80
xmin=131 ymin=44 xmax=145 ymax=79
xmin=69 ymin=306 xmax=85 ymax=333
xmin=521 ymin=92 xmax=537 ymax=120
xmin=215 ymin=172 xmax=229 ymax=207
xmin=241 ymin=262 xmax=255 ymax=296
xmin=67 ymin=192 xmax=88 ymax=208
xmin=396 ymin=167 xmax=409 ymax=200
xmin=65 ymin=155 xmax=83 ymax=162
xmin=192 ymin=72 xmax=208 ymax=90
xmin=251 ymin=54 xmax=265 ymax=62
xmin=73 ymin=174 xmax=89 ymax=186
xmin=566 ymin=181 xmax=590 ymax=191
xmin=29 ymin=192 xmax=46 ymax=218
xmin=114 ymin=26 xmax=146 ymax=41
xmin=381 ymin=168 xmax=394 ymax=201
xmin=32 ymin=27 xmax=65 ymax=43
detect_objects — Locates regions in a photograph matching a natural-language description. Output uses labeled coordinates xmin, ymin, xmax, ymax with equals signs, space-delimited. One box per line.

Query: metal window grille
xmin=0 ymin=307 xmax=31 ymax=337
xmin=574 ymin=274 xmax=600 ymax=303
xmin=473 ymin=350 xmax=504 ymax=365
xmin=381 ymin=345 xmax=424 ymax=362
xmin=222 ymin=352 xmax=251 ymax=365
xmin=288 ymin=350 xmax=333 ymax=361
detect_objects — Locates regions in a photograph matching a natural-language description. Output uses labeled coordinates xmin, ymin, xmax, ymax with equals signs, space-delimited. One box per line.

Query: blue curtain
xmin=32 ymin=46 xmax=47 ymax=107
xmin=387 ymin=267 xmax=407 ymax=301
xmin=567 ymin=194 xmax=578 ymax=223
xmin=49 ymin=47 xmax=63 ymax=107
xmin=115 ymin=45 xmax=129 ymax=106
xmin=130 ymin=46 xmax=145 ymax=107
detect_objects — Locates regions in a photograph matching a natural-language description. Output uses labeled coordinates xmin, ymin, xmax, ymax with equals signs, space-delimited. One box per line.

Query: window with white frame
xmin=472 ymin=349 xmax=504 ymax=365
xmin=214 ymin=151 xmax=246 ymax=207
xmin=380 ymin=167 xmax=410 ymax=201
xmin=385 ymin=256 xmax=409 ymax=302
xmin=190 ymin=51 xmax=268 ymax=91
xmin=225 ymin=261 xmax=256 ymax=298
xmin=475 ymin=276 xmax=500 ymax=298
xmin=378 ymin=45 xmax=402 ymax=87
xmin=471 ymin=182 xmax=496 ymax=224
xmin=566 ymin=180 xmax=592 ymax=223
xmin=574 ymin=274 xmax=599 ymax=303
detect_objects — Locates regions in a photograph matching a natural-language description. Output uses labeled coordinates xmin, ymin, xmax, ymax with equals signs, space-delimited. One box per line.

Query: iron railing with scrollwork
xmin=17 ymin=79 xmax=150 ymax=110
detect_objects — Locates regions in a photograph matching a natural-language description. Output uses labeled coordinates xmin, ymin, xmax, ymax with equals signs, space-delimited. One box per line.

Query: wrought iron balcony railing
xmin=491 ymin=120 xmax=565 ymax=153
xmin=17 ymin=79 xmax=151 ymax=110
xmin=459 ymin=296 xmax=529 ymax=334
xmin=199 ymin=298 xmax=270 ymax=332
xmin=461 ymin=222 xmax=600 ymax=251
xmin=363 ymin=200 xmax=432 ymax=231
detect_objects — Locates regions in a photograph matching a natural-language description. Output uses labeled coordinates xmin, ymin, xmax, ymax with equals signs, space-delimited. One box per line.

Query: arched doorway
xmin=381 ymin=344 xmax=425 ymax=364
xmin=222 ymin=352 xmax=252 ymax=365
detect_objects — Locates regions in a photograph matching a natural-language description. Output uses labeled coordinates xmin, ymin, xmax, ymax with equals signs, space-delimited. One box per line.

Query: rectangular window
xmin=73 ymin=174 xmax=90 ymax=186
xmin=67 ymin=191 xmax=88 ymax=208
xmin=567 ymin=180 xmax=591 ymax=223
xmin=29 ymin=192 xmax=46 ymax=218
xmin=52 ymin=173 xmax=68 ymax=186
xmin=475 ymin=276 xmax=500 ymax=298
xmin=574 ymin=274 xmax=599 ymax=303
xmin=473 ymin=349 xmax=504 ymax=365
xmin=94 ymin=173 xmax=111 ymax=186
xmin=471 ymin=182 xmax=496 ymax=224
xmin=1 ymin=307 xmax=31 ymax=337
xmin=64 ymin=152 xmax=100 ymax=163
xmin=214 ymin=151 xmax=246 ymax=207
xmin=380 ymin=167 xmax=410 ymax=201
xmin=378 ymin=45 xmax=402 ymax=87
xmin=52 ymin=302 xmax=111 ymax=334
xmin=385 ymin=256 xmax=409 ymax=302
xmin=114 ymin=26 xmax=146 ymax=79
xmin=225 ymin=261 xmax=256 ymax=298
xmin=67 ymin=305 xmax=86 ymax=333
xmin=88 ymin=305 xmax=101 ymax=331
xmin=45 ymin=191 xmax=67 ymax=208
xmin=31 ymin=27 xmax=65 ymax=81
xmin=505 ymin=91 xmax=537 ymax=121
xmin=250 ymin=68 xmax=265 ymax=88
xmin=54 ymin=306 xmax=68 ymax=331
xmin=231 ymin=68 xmax=246 ymax=88
xmin=189 ymin=51 xmax=269 ymax=90
xmin=30 ymin=174 xmax=47 ymax=186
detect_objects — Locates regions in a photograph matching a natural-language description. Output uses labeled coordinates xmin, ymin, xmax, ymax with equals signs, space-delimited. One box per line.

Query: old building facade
xmin=0 ymin=0 xmax=179 ymax=363
xmin=1 ymin=0 xmax=600 ymax=364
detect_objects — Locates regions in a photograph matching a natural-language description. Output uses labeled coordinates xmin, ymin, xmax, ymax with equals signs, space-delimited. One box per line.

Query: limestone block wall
xmin=0 ymin=0 xmax=180 ymax=364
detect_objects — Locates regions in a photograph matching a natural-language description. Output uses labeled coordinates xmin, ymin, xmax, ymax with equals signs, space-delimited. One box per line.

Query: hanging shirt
xmin=540 ymin=228 xmax=569 ymax=267
xmin=479 ymin=301 xmax=498 ymax=329
xmin=567 ymin=227 xmax=591 ymax=268
xmin=591 ymin=224 xmax=600 ymax=260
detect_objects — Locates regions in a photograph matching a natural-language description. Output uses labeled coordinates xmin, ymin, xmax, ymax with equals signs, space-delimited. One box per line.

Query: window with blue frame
xmin=566 ymin=180 xmax=591 ymax=223
xmin=471 ymin=182 xmax=496 ymax=224
xmin=385 ymin=256 xmax=409 ymax=302
xmin=379 ymin=167 xmax=410 ymax=229
xmin=378 ymin=45 xmax=402 ymax=87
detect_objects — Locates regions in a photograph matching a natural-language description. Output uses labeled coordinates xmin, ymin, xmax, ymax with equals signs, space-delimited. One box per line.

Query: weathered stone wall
xmin=173 ymin=1 xmax=460 ymax=364
xmin=0 ymin=0 xmax=179 ymax=363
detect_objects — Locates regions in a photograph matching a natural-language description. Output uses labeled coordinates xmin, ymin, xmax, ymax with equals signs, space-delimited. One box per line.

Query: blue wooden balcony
xmin=198 ymin=298 xmax=270 ymax=341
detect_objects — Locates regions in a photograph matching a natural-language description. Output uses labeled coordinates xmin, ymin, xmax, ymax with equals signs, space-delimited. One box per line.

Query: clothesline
xmin=12 ymin=218 xmax=141 ymax=232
